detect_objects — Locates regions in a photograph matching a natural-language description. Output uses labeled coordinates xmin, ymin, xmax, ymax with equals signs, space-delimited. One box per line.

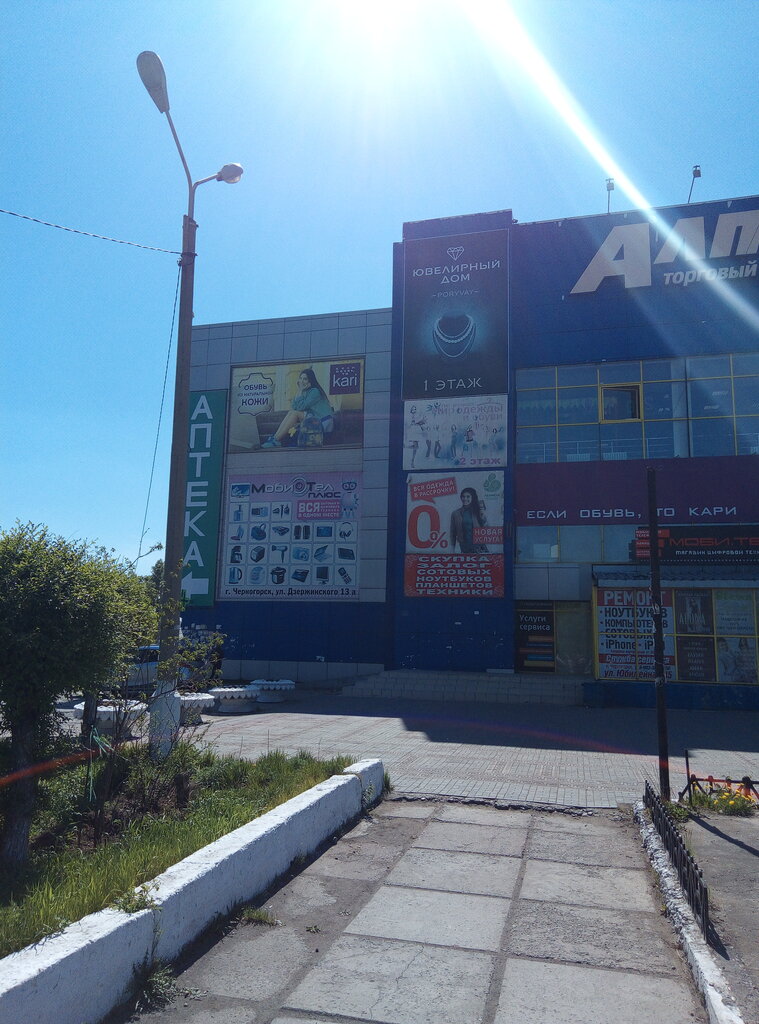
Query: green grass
xmin=0 ymin=746 xmax=351 ymax=958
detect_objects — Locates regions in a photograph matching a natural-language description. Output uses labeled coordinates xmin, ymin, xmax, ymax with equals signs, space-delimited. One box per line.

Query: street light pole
xmin=136 ymin=51 xmax=242 ymax=759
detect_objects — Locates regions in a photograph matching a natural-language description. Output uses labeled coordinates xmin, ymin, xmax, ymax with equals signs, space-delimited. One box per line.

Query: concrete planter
xmin=252 ymin=678 xmax=295 ymax=704
xmin=208 ymin=684 xmax=261 ymax=714
xmin=73 ymin=701 xmax=146 ymax=736
xmin=178 ymin=692 xmax=215 ymax=724
xmin=0 ymin=759 xmax=384 ymax=1024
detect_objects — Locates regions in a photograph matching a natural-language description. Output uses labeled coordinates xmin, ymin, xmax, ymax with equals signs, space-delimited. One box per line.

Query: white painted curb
xmin=0 ymin=759 xmax=384 ymax=1024
xmin=634 ymin=802 xmax=745 ymax=1024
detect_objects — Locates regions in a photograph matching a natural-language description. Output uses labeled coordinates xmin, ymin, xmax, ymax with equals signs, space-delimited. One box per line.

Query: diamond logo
xmin=447 ymin=246 xmax=464 ymax=261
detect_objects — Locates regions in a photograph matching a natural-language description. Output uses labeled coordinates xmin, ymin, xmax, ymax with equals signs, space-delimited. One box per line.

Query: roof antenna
xmin=687 ymin=164 xmax=701 ymax=203
xmin=606 ymin=177 xmax=615 ymax=214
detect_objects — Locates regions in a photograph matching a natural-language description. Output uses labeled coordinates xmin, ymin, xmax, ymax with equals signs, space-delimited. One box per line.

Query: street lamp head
xmin=217 ymin=163 xmax=244 ymax=184
xmin=137 ymin=51 xmax=170 ymax=114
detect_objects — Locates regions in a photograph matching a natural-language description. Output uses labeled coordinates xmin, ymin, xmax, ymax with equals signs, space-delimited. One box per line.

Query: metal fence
xmin=644 ymin=780 xmax=711 ymax=941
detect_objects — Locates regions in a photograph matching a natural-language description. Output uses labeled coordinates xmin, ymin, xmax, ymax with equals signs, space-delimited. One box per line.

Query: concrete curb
xmin=0 ymin=758 xmax=384 ymax=1024
xmin=633 ymin=802 xmax=745 ymax=1024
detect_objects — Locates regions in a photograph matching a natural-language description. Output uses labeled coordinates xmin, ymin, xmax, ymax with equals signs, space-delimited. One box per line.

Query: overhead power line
xmin=0 ymin=207 xmax=180 ymax=254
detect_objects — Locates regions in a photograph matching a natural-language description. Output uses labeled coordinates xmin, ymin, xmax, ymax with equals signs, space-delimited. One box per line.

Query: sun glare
xmin=460 ymin=0 xmax=759 ymax=331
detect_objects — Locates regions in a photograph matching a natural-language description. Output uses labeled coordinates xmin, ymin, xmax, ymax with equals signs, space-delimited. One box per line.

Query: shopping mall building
xmin=181 ymin=193 xmax=759 ymax=709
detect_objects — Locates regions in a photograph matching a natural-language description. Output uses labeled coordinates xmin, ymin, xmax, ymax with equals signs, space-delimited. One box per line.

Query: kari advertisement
xmin=220 ymin=472 xmax=361 ymax=600
xmin=402 ymin=230 xmax=509 ymax=400
xmin=228 ymin=358 xmax=364 ymax=454
xmin=404 ymin=471 xmax=505 ymax=598
xmin=403 ymin=396 xmax=507 ymax=470
xmin=515 ymin=456 xmax=759 ymax=526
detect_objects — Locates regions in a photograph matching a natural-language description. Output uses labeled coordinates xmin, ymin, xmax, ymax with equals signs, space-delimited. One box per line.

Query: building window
xmin=602 ymin=385 xmax=640 ymax=421
xmin=516 ymin=526 xmax=559 ymax=562
xmin=600 ymin=421 xmax=643 ymax=460
xmin=558 ymin=387 xmax=598 ymax=424
xmin=690 ymin=418 xmax=735 ymax=457
xmin=516 ymin=426 xmax=556 ymax=463
xmin=558 ymin=424 xmax=600 ymax=462
xmin=515 ymin=351 xmax=758 ymax=464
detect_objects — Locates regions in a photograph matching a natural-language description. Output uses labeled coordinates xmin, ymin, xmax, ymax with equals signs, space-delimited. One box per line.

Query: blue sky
xmin=2 ymin=0 xmax=757 ymax=568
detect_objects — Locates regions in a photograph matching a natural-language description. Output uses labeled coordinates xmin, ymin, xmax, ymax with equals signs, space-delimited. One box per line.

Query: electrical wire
xmin=136 ymin=262 xmax=182 ymax=566
xmin=0 ymin=207 xmax=181 ymax=254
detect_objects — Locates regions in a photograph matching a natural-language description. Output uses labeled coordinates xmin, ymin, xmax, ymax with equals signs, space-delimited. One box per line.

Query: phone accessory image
xmin=292 ymin=568 xmax=309 ymax=583
xmin=338 ymin=567 xmax=352 ymax=584
xmin=337 ymin=547 xmax=356 ymax=560
xmin=338 ymin=523 xmax=354 ymax=540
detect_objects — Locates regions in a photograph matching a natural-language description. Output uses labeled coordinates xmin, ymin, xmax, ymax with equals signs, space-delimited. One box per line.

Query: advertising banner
xmin=715 ymin=635 xmax=757 ymax=683
xmin=511 ymin=197 xmax=759 ymax=368
xmin=674 ymin=589 xmax=714 ymax=635
xmin=676 ymin=636 xmax=717 ymax=682
xmin=634 ymin=525 xmax=759 ymax=565
xmin=228 ymin=358 xmax=364 ymax=453
xmin=220 ymin=472 xmax=361 ymax=600
xmin=714 ymin=590 xmax=756 ymax=634
xmin=515 ymin=456 xmax=759 ymax=526
xmin=183 ymin=390 xmax=227 ymax=607
xmin=404 ymin=471 xmax=505 ymax=597
xmin=596 ymin=587 xmax=674 ymax=634
xmin=595 ymin=587 xmax=675 ymax=680
xmin=402 ymin=230 xmax=508 ymax=399
xmin=515 ymin=601 xmax=555 ymax=671
xmin=403 ymin=396 xmax=507 ymax=470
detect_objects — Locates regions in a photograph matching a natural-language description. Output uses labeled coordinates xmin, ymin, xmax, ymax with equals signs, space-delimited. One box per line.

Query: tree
xmin=140 ymin=557 xmax=164 ymax=622
xmin=0 ymin=523 xmax=157 ymax=868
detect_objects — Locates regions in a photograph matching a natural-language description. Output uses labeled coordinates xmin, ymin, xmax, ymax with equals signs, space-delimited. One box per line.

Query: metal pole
xmin=149 ymin=206 xmax=196 ymax=761
xmin=647 ymin=466 xmax=670 ymax=801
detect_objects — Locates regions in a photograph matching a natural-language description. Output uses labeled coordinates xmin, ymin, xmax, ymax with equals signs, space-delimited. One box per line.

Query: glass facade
xmin=516 ymin=353 xmax=759 ymax=464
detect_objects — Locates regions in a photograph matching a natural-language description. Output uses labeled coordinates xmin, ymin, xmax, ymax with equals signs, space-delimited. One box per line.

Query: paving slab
xmin=285 ymin=933 xmax=493 ymax=1024
xmin=505 ymin=900 xmax=679 ymax=973
xmin=345 ymin=884 xmax=510 ymax=950
xmin=496 ymin=959 xmax=705 ymax=1024
xmin=379 ymin=799 xmax=437 ymax=818
xmin=433 ymin=803 xmax=530 ymax=828
xmin=520 ymin=860 xmax=655 ymax=911
xmin=526 ymin=823 xmax=644 ymax=868
xmin=179 ymin=925 xmax=315 ymax=1001
xmin=412 ymin=819 xmax=528 ymax=856
xmin=115 ymin=802 xmax=708 ymax=1024
xmin=386 ymin=846 xmax=521 ymax=897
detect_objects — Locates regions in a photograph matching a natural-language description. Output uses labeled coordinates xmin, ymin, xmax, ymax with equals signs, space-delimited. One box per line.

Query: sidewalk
xmin=115 ymin=800 xmax=707 ymax=1024
xmin=684 ymin=811 xmax=759 ymax=1024
xmin=201 ymin=693 xmax=759 ymax=808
